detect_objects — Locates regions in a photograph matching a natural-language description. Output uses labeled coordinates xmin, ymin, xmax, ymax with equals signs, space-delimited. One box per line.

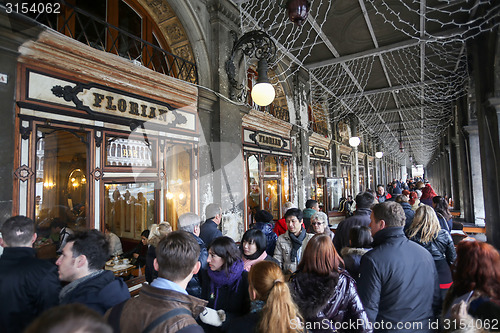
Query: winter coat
xmin=400 ymin=202 xmax=415 ymax=231
xmin=187 ymin=234 xmax=208 ymax=299
xmin=273 ymin=217 xmax=288 ymax=236
xmin=340 ymin=247 xmax=371 ymax=281
xmin=290 ymin=271 xmax=372 ymax=333
xmin=105 ymin=284 xmax=206 ymax=333
xmin=302 ymin=208 xmax=316 ymax=231
xmin=436 ymin=212 xmax=453 ymax=233
xmin=251 ymin=222 xmax=278 ymax=256
xmin=59 ymin=270 xmax=130 ymax=315
xmin=357 ymin=227 xmax=440 ymax=332
xmin=333 ymin=208 xmax=371 ymax=253
xmin=0 ymin=247 xmax=61 ymax=333
xmin=407 ymin=229 xmax=456 ymax=265
xmin=145 ymin=244 xmax=158 ymax=283
xmin=200 ymin=219 xmax=223 ymax=246
xmin=273 ymin=230 xmax=314 ymax=274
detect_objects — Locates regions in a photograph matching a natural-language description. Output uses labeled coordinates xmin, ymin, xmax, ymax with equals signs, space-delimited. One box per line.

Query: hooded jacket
xmin=59 ymin=270 xmax=130 ymax=314
xmin=251 ymin=222 xmax=278 ymax=256
xmin=290 ymin=271 xmax=372 ymax=333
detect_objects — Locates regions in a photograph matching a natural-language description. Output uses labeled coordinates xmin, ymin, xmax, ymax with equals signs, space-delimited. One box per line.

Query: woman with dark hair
xmin=240 ymin=229 xmax=278 ymax=272
xmin=290 ymin=234 xmax=372 ymax=333
xmin=201 ymin=236 xmax=250 ymax=332
xmin=406 ymin=205 xmax=456 ymax=302
xmin=433 ymin=196 xmax=453 ymax=233
xmin=123 ymin=229 xmax=149 ymax=271
xmin=250 ymin=210 xmax=278 ymax=256
xmin=442 ymin=241 xmax=500 ymax=328
xmin=340 ymin=225 xmax=372 ymax=281
xmin=223 ymin=261 xmax=303 ymax=333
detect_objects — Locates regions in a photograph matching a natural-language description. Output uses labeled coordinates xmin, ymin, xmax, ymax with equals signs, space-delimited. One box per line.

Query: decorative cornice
xmin=207 ymin=0 xmax=240 ymax=29
xmin=242 ymin=109 xmax=293 ymax=136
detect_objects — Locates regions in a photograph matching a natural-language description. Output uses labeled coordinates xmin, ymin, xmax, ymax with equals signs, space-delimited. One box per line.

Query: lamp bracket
xmin=225 ymin=30 xmax=277 ymax=103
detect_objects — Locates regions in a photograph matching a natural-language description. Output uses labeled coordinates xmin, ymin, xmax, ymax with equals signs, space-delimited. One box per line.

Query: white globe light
xmin=375 ymin=151 xmax=384 ymax=159
xmin=349 ymin=136 xmax=360 ymax=147
xmin=251 ymin=82 xmax=275 ymax=106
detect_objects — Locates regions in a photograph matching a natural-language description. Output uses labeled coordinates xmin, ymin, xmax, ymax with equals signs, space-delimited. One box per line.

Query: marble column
xmin=463 ymin=125 xmax=486 ymax=226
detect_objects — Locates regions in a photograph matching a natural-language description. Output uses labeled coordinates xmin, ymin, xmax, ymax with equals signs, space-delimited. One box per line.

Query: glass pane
xmin=264 ymin=155 xmax=277 ymax=172
xmin=165 ymin=145 xmax=192 ymax=229
xmin=248 ymin=155 xmax=260 ymax=215
xmin=118 ymin=0 xmax=142 ymax=60
xmin=105 ymin=137 xmax=153 ymax=167
xmin=263 ymin=179 xmax=279 ymax=220
xmin=104 ymin=182 xmax=155 ymax=240
xmin=281 ymin=159 xmax=290 ymax=205
xmin=327 ymin=178 xmax=344 ymax=210
xmin=35 ymin=128 xmax=88 ymax=231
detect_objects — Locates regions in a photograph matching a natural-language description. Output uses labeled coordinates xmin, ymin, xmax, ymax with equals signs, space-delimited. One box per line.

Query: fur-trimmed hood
xmin=340 ymin=247 xmax=371 ymax=258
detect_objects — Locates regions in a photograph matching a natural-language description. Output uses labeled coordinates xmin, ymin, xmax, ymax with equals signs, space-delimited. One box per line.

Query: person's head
xmin=297 ymin=234 xmax=343 ymax=276
xmin=284 ymin=208 xmax=303 ymax=236
xmin=240 ymin=229 xmax=266 ymax=260
xmin=370 ymin=201 xmax=406 ymax=236
xmin=205 ymin=203 xmax=222 ymax=224
xmin=311 ymin=211 xmax=329 ymax=234
xmin=395 ymin=194 xmax=408 ymax=203
xmin=416 ymin=181 xmax=425 ymax=189
xmin=305 ymin=199 xmax=319 ymax=211
xmin=56 ymin=230 xmax=109 ymax=282
xmin=452 ymin=240 xmax=500 ymax=300
xmin=178 ymin=212 xmax=201 ymax=236
xmin=254 ymin=210 xmax=273 ymax=224
xmin=349 ymin=225 xmax=372 ymax=248
xmin=402 ymin=190 xmax=410 ymax=198
xmin=0 ymin=215 xmax=36 ymax=247
xmin=282 ymin=201 xmax=297 ymax=215
xmin=406 ymin=205 xmax=440 ymax=243
xmin=24 ymin=304 xmax=112 ymax=333
xmin=140 ymin=230 xmax=150 ymax=245
xmin=356 ymin=191 xmax=375 ymax=209
xmin=154 ymin=231 xmax=201 ymax=283
xmin=248 ymin=261 xmax=302 ymax=333
xmin=104 ymin=224 xmax=112 ymax=235
xmin=409 ymin=191 xmax=418 ymax=205
xmin=376 ymin=185 xmax=385 ymax=195
xmin=207 ymin=236 xmax=241 ymax=272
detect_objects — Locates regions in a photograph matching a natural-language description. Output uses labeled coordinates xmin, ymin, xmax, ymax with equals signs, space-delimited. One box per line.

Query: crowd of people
xmin=0 ymin=181 xmax=499 ymax=333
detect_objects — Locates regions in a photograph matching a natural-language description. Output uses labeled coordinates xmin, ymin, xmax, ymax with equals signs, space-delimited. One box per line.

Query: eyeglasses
xmin=312 ymin=222 xmax=324 ymax=226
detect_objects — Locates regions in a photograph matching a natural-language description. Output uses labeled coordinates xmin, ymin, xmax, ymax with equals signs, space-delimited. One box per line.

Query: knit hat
xmin=254 ymin=210 xmax=273 ymax=223
xmin=402 ymin=190 xmax=410 ymax=196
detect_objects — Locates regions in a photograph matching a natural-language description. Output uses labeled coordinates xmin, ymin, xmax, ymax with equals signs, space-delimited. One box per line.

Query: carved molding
xmin=14 ymin=165 xmax=34 ymax=182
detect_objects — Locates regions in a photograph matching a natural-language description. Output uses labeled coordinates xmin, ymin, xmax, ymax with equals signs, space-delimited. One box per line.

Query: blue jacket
xmin=333 ymin=208 xmax=371 ymax=253
xmin=251 ymin=222 xmax=278 ymax=256
xmin=60 ymin=270 xmax=130 ymax=315
xmin=200 ymin=219 xmax=222 ymax=246
xmin=0 ymin=247 xmax=61 ymax=333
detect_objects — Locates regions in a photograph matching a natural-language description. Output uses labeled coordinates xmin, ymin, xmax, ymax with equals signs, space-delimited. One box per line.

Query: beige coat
xmin=273 ymin=231 xmax=314 ymax=274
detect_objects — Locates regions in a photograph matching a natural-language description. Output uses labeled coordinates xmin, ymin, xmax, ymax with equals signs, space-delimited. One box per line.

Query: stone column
xmin=463 ymin=125 xmax=486 ymax=226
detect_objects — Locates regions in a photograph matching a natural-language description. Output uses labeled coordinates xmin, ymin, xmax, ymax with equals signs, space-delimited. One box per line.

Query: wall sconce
xmin=349 ymin=117 xmax=360 ymax=147
xmin=349 ymin=136 xmax=361 ymax=147
xmin=226 ymin=30 xmax=277 ymax=106
xmin=375 ymin=143 xmax=383 ymax=158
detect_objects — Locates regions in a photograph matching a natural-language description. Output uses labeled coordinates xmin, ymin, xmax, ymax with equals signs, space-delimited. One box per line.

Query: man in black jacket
xmin=334 ymin=191 xmax=374 ymax=253
xmin=200 ymin=203 xmax=222 ymax=246
xmin=358 ymin=201 xmax=440 ymax=333
xmin=0 ymin=215 xmax=61 ymax=333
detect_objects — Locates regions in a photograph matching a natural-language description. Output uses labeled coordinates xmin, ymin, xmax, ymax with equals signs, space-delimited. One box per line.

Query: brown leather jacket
xmin=105 ymin=284 xmax=207 ymax=333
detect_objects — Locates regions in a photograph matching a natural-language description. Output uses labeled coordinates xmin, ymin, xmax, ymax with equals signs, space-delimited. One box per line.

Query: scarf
xmin=207 ymin=259 xmax=245 ymax=309
xmin=250 ymin=300 xmax=266 ymax=313
xmin=289 ymin=228 xmax=306 ymax=263
xmin=242 ymin=251 xmax=268 ymax=272
xmin=59 ymin=270 xmax=104 ymax=302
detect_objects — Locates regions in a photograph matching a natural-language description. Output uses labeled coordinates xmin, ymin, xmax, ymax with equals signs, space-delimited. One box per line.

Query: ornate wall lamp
xmin=226 ymin=30 xmax=277 ymax=107
xmin=375 ymin=144 xmax=384 ymax=159
xmin=349 ymin=117 xmax=360 ymax=147
xmin=286 ymin=0 xmax=311 ymax=26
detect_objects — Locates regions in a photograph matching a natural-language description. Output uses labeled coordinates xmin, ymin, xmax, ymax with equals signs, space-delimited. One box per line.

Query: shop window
xmin=104 ymin=182 xmax=155 ymax=239
xmin=247 ymin=155 xmax=261 ymax=215
xmin=105 ymin=137 xmax=153 ymax=167
xmin=165 ymin=145 xmax=192 ymax=229
xmin=263 ymin=179 xmax=279 ymax=220
xmin=264 ymin=155 xmax=278 ymax=173
xmin=35 ymin=127 xmax=88 ymax=230
xmin=281 ymin=158 xmax=290 ymax=204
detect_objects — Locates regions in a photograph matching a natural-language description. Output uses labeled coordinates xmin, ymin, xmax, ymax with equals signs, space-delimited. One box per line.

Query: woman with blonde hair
xmin=406 ymin=205 xmax=456 ymax=301
xmin=145 ymin=222 xmax=172 ymax=282
xmin=224 ymin=260 xmax=303 ymax=333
